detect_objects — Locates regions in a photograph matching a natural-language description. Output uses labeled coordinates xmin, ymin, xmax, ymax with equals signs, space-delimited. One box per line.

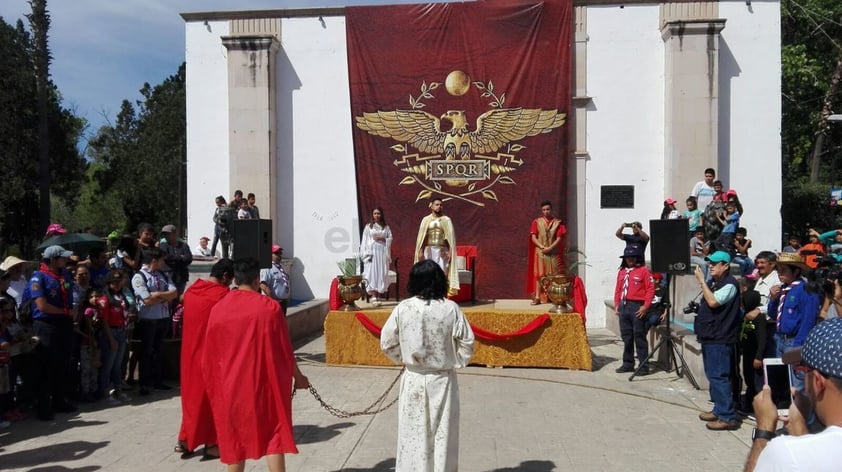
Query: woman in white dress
xmin=359 ymin=208 xmax=392 ymax=306
xmin=380 ymin=260 xmax=475 ymax=472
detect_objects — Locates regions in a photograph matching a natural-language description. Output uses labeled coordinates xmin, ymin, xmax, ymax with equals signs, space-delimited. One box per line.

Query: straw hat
xmin=776 ymin=252 xmax=811 ymax=272
xmin=0 ymin=256 xmax=31 ymax=272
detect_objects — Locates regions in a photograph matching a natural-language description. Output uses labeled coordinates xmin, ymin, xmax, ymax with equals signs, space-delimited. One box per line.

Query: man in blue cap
xmin=745 ymin=318 xmax=842 ymax=471
xmin=24 ymin=245 xmax=78 ymax=420
xmin=694 ymin=250 xmax=742 ymax=430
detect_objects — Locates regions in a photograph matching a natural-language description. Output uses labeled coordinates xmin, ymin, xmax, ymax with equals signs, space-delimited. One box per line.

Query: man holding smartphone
xmin=694 ymin=250 xmax=743 ymax=431
xmin=744 ymin=317 xmax=842 ymax=471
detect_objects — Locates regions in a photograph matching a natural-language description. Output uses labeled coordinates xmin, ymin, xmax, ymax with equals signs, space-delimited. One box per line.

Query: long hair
xmin=369 ymin=207 xmax=387 ymax=228
xmin=407 ymin=260 xmax=448 ymax=301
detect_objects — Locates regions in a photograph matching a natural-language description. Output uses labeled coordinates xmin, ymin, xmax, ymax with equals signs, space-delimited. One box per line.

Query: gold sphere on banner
xmin=445 ymin=70 xmax=471 ymax=96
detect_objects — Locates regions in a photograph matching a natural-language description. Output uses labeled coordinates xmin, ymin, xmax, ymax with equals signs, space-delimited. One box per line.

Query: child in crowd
xmin=799 ymin=231 xmax=825 ymax=269
xmin=782 ymin=235 xmax=802 ymax=253
xmin=77 ymin=288 xmax=102 ymax=402
xmin=237 ymin=200 xmax=251 ymax=220
xmin=0 ymin=296 xmax=34 ymax=422
xmin=738 ymin=273 xmax=764 ymax=416
xmin=812 ymin=227 xmax=842 ymax=263
xmin=733 ymin=227 xmax=755 ymax=276
xmin=683 ymin=196 xmax=703 ymax=236
xmin=0 ymin=301 xmax=13 ymax=427
xmin=660 ymin=198 xmax=680 ymax=220
xmin=712 ymin=180 xmax=727 ymax=202
xmin=645 ymin=273 xmax=669 ymax=332
xmin=98 ymin=270 xmax=130 ymax=403
xmin=716 ymin=202 xmax=740 ymax=254
xmin=690 ymin=228 xmax=711 ymax=279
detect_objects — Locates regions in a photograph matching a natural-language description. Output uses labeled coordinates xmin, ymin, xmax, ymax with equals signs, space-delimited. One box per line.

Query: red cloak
xmin=202 ymin=290 xmax=298 ymax=464
xmin=178 ymin=279 xmax=229 ymax=450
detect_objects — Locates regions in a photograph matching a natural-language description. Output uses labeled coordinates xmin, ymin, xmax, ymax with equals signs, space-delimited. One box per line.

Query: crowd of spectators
xmin=614 ymin=167 xmax=842 ymax=469
xmin=0 ymin=222 xmax=192 ymax=428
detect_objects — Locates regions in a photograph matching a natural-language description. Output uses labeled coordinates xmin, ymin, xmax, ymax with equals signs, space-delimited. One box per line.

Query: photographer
xmin=744 ymin=318 xmax=842 ymax=472
xmin=615 ymin=221 xmax=649 ymax=254
xmin=694 ymin=251 xmax=743 ymax=431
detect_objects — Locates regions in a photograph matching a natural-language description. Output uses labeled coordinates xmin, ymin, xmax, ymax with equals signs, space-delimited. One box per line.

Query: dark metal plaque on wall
xmin=600 ymin=185 xmax=634 ymax=209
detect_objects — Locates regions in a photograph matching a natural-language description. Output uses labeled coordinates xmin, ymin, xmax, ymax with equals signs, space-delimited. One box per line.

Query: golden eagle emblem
xmin=354 ymin=72 xmax=567 ymax=206
xmin=355 ymin=108 xmax=566 ymax=160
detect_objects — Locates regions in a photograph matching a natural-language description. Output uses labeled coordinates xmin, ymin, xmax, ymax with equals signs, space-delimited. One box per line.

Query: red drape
xmin=347 ymin=0 xmax=572 ymax=299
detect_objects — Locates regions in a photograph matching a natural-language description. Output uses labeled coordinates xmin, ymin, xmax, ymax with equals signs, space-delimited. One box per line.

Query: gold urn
xmin=540 ymin=275 xmax=572 ymax=314
xmin=337 ymin=275 xmax=364 ymax=311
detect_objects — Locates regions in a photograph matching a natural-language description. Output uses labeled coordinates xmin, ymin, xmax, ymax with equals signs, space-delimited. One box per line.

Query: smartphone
xmin=763 ymin=358 xmax=793 ymax=415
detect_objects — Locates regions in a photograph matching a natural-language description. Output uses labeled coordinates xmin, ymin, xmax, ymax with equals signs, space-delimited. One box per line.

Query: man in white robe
xmin=381 ymin=260 xmax=475 ymax=472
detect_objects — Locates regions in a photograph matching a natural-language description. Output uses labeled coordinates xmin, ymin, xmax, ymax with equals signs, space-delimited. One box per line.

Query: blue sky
xmin=0 ymin=0 xmax=439 ymax=152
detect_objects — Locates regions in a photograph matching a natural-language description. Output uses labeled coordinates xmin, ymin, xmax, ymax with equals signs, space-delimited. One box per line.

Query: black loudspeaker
xmin=230 ymin=219 xmax=273 ymax=268
xmin=649 ymin=219 xmax=690 ymax=274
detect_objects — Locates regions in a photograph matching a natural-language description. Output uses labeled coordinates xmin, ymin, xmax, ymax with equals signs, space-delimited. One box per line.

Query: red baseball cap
xmin=664 ymin=198 xmax=677 ymax=205
xmin=272 ymin=244 xmax=283 ymax=254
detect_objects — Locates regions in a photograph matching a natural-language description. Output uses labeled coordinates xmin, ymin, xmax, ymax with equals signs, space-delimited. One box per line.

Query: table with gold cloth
xmin=324 ymin=310 xmax=592 ymax=370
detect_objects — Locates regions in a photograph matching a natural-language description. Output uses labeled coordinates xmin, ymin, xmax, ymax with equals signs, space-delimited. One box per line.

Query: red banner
xmin=347 ymin=1 xmax=572 ymax=299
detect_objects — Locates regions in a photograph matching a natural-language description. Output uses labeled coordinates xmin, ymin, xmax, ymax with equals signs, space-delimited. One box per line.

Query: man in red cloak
xmin=175 ymin=258 xmax=234 ymax=457
xmin=526 ymin=200 xmax=567 ymax=304
xmin=202 ymin=258 xmax=309 ymax=472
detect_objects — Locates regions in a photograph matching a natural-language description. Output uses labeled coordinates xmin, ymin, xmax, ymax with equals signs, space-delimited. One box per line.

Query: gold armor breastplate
xmin=425 ymin=219 xmax=446 ymax=247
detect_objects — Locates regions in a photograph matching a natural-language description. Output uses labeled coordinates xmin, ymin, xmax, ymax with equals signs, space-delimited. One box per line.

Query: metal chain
xmin=293 ymin=367 xmax=404 ymax=418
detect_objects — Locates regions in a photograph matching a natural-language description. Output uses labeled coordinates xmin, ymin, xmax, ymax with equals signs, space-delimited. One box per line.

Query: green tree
xmin=0 ymin=17 xmax=85 ymax=257
xmin=86 ymin=64 xmax=186 ymax=235
xmin=781 ymin=0 xmax=842 ymax=237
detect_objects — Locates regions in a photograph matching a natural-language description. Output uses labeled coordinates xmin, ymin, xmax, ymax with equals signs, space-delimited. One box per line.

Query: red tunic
xmin=526 ymin=217 xmax=567 ymax=295
xmin=178 ymin=279 xmax=229 ymax=450
xmin=202 ymin=290 xmax=298 ymax=464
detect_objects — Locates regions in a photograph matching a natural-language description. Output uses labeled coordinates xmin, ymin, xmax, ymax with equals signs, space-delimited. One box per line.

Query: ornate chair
xmin=450 ymin=246 xmax=477 ymax=304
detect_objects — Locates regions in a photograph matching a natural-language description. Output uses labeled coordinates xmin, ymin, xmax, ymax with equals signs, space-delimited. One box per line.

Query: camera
xmin=683 ymin=300 xmax=699 ymax=315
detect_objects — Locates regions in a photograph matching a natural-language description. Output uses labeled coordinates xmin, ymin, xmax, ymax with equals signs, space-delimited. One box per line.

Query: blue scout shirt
xmin=27 ymin=269 xmax=73 ymax=320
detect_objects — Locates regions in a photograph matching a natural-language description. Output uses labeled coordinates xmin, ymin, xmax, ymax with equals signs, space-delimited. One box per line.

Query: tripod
xmin=629 ymin=274 xmax=700 ymax=389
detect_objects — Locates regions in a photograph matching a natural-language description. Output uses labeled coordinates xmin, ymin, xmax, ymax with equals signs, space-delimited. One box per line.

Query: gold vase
xmin=337 ymin=275 xmax=364 ymax=311
xmin=540 ymin=275 xmax=572 ymax=314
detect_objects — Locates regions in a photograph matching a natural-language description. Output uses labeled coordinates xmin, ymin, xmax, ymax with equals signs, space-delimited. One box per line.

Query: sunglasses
xmin=792 ymin=363 xmax=814 ymax=381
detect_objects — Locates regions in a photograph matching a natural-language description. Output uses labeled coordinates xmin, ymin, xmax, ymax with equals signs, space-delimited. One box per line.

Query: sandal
xmin=174 ymin=440 xmax=194 ymax=457
xmin=202 ymin=444 xmax=220 ymax=459
xmin=530 ymin=299 xmax=541 ymax=306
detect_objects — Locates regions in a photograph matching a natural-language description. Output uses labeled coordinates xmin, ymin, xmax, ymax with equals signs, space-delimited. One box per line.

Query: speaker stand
xmin=629 ymin=275 xmax=700 ymax=389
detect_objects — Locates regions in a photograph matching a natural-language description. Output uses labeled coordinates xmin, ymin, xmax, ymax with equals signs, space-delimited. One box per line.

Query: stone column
xmin=222 ymin=34 xmax=279 ymax=225
xmin=570 ymin=4 xmax=591 ymax=278
xmin=661 ymin=18 xmax=726 ymax=201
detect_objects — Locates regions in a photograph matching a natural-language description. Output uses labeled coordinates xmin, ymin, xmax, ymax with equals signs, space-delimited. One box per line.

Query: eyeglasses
xmin=792 ymin=363 xmax=814 ymax=381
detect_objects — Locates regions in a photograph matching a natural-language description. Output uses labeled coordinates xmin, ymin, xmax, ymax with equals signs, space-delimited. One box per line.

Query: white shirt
xmin=691 ymin=181 xmax=716 ymax=210
xmin=756 ymin=270 xmax=781 ymax=316
xmin=755 ymin=425 xmax=842 ymax=471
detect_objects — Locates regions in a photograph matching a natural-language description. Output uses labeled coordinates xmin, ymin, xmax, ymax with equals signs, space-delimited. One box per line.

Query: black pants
xmin=740 ymin=339 xmax=763 ymax=410
xmin=619 ymin=301 xmax=649 ymax=368
xmin=136 ymin=318 xmax=169 ymax=388
xmin=33 ymin=317 xmax=75 ymax=415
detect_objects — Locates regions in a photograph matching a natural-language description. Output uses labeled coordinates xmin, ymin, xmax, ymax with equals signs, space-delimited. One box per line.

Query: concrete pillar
xmin=661 ymin=19 xmax=726 ymax=201
xmin=221 ymin=34 xmax=279 ymax=225
xmin=570 ymin=5 xmax=591 ymax=278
